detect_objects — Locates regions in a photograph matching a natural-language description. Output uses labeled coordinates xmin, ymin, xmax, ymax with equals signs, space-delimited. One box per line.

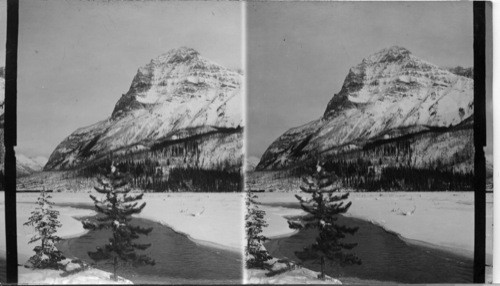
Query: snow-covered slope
xmin=245 ymin=156 xmax=261 ymax=172
xmin=16 ymin=154 xmax=47 ymax=177
xmin=45 ymin=48 xmax=242 ymax=171
xmin=32 ymin=155 xmax=49 ymax=167
xmin=257 ymin=46 xmax=473 ymax=171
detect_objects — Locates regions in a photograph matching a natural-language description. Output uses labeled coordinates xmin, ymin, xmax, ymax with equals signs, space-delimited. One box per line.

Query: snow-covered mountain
xmin=16 ymin=154 xmax=47 ymax=177
xmin=45 ymin=47 xmax=243 ymax=171
xmin=257 ymin=46 xmax=473 ymax=173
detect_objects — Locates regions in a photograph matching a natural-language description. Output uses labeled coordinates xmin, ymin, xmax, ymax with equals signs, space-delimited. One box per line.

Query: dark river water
xmin=58 ymin=215 xmax=242 ymax=284
xmin=264 ymin=209 xmax=473 ymax=283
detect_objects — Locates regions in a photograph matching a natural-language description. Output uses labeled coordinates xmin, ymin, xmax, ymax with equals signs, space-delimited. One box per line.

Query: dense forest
xmin=267 ymin=127 xmax=474 ymax=192
xmin=447 ymin=66 xmax=473 ymax=79
xmin=78 ymin=157 xmax=242 ymax=193
xmin=283 ymin=157 xmax=473 ymax=192
xmin=71 ymin=128 xmax=243 ymax=192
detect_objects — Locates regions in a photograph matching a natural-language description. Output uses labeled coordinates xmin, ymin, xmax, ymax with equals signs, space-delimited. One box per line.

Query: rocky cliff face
xmin=45 ymin=48 xmax=242 ymax=172
xmin=257 ymin=46 xmax=473 ymax=177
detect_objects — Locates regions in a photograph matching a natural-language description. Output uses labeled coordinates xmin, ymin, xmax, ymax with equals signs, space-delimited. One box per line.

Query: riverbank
xmin=15 ymin=192 xmax=245 ymax=253
xmin=136 ymin=192 xmax=244 ymax=253
xmin=265 ymin=215 xmax=472 ymax=283
xmin=58 ymin=215 xmax=242 ymax=283
xmin=0 ymin=201 xmax=96 ymax=263
xmin=1 ymin=191 xmax=245 ymax=283
xmin=0 ymin=198 xmax=130 ymax=284
xmin=253 ymin=191 xmax=489 ymax=283
xmin=18 ymin=266 xmax=133 ymax=284
xmin=246 ymin=268 xmax=341 ymax=284
xmin=257 ymin=192 xmax=488 ymax=259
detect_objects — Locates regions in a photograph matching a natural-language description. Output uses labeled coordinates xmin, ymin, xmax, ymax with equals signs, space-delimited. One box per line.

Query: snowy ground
xmin=135 ymin=192 xmax=245 ymax=252
xmin=254 ymin=191 xmax=493 ymax=283
xmin=0 ymin=191 xmax=245 ymax=283
xmin=18 ymin=267 xmax=132 ymax=284
xmin=0 ymin=199 xmax=95 ymax=263
xmin=12 ymin=192 xmax=245 ymax=252
xmin=246 ymin=268 xmax=341 ymax=284
xmin=0 ymin=191 xmax=492 ymax=283
xmin=0 ymin=194 xmax=130 ymax=284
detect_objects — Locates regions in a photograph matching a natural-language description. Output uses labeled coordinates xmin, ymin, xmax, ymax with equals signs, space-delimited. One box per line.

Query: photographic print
xmin=245 ymin=1 xmax=488 ymax=284
xmin=0 ymin=0 xmax=492 ymax=284
xmin=14 ymin=0 xmax=244 ymax=283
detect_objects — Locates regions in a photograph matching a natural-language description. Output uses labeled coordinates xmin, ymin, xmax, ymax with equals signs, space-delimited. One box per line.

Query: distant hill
xmin=16 ymin=154 xmax=48 ymax=177
xmin=245 ymin=156 xmax=261 ymax=172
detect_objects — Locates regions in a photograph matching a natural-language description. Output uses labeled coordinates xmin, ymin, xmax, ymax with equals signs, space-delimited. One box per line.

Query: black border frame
xmin=4 ymin=0 xmax=17 ymax=283
xmin=473 ymin=1 xmax=486 ymax=283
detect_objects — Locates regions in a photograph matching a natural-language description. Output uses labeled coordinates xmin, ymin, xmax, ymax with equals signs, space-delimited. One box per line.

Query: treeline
xmin=79 ymin=158 xmax=161 ymax=179
xmin=78 ymin=158 xmax=242 ymax=192
xmin=282 ymin=157 xmax=473 ymax=192
xmin=447 ymin=66 xmax=473 ymax=79
xmin=372 ymin=166 xmax=473 ymax=192
xmin=166 ymin=167 xmax=242 ymax=193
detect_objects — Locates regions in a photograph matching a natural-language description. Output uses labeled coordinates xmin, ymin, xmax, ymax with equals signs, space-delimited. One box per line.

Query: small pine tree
xmin=245 ymin=190 xmax=272 ymax=269
xmin=290 ymin=162 xmax=361 ymax=280
xmin=24 ymin=188 xmax=65 ymax=269
xmin=83 ymin=163 xmax=155 ymax=281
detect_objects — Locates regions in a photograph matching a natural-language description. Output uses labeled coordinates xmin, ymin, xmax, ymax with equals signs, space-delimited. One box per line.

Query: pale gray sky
xmin=17 ymin=0 xmax=242 ymax=158
xmin=247 ymin=1 xmax=476 ymax=158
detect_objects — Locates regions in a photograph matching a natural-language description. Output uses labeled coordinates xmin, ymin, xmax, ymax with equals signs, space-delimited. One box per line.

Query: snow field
xmin=256 ymin=191 xmax=492 ymax=261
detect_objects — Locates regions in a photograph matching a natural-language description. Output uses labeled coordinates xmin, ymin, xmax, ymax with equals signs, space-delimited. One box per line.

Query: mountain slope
xmin=16 ymin=154 xmax=47 ymax=177
xmin=257 ymin=47 xmax=473 ymax=182
xmin=245 ymin=156 xmax=261 ymax=172
xmin=45 ymin=48 xmax=243 ymax=173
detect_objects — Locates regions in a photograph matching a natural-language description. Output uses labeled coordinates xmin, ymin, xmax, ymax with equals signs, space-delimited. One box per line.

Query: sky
xmin=247 ymin=1 xmax=479 ymax=158
xmin=17 ymin=0 xmax=242 ymax=158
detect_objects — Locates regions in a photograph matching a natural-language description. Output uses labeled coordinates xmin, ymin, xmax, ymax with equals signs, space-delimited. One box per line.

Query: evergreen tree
xmin=245 ymin=190 xmax=272 ymax=269
xmin=24 ymin=188 xmax=65 ymax=269
xmin=290 ymin=162 xmax=361 ymax=280
xmin=83 ymin=164 xmax=155 ymax=281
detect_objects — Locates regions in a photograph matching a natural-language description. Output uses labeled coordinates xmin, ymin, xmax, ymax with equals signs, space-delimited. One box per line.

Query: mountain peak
xmin=324 ymin=46 xmax=471 ymax=120
xmin=112 ymin=47 xmax=240 ymax=117
xmin=153 ymin=47 xmax=200 ymax=65
xmin=363 ymin=46 xmax=412 ymax=64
